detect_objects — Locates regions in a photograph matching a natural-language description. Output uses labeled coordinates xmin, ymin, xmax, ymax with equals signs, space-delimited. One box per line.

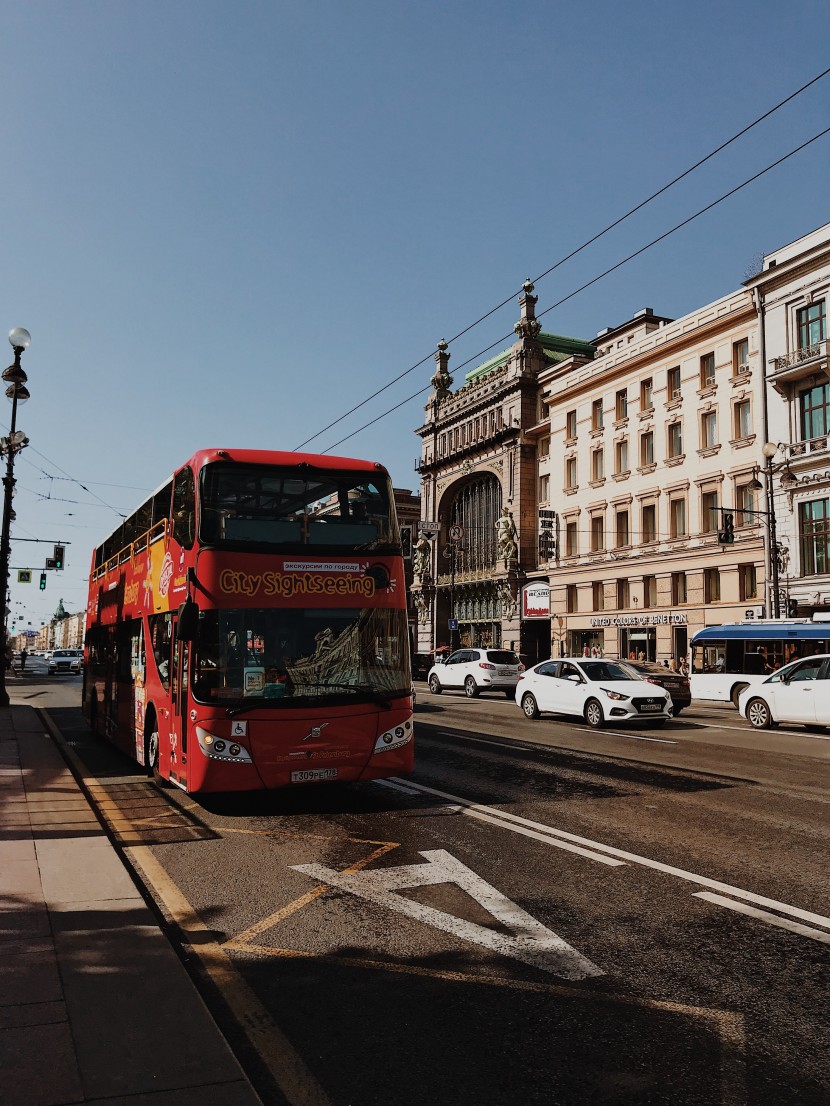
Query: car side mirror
xmin=567 ymin=674 xmax=582 ymax=683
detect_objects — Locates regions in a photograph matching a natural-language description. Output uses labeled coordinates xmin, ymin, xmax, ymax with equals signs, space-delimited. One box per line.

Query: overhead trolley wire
xmin=294 ymin=65 xmax=830 ymax=452
xmin=320 ymin=123 xmax=830 ymax=455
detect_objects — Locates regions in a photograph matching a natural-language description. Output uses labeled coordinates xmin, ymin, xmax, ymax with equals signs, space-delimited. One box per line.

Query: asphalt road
xmin=36 ymin=677 xmax=830 ymax=1106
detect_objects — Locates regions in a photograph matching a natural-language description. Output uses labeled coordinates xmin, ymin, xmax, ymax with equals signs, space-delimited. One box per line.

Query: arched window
xmin=450 ymin=474 xmax=502 ymax=573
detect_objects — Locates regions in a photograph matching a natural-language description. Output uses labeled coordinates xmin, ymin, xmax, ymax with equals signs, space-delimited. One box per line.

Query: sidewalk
xmin=0 ymin=695 xmax=261 ymax=1106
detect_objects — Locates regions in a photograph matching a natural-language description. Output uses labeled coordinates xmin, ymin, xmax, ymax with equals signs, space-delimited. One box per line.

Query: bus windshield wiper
xmin=303 ymin=681 xmax=392 ymax=708
xmin=226 ymin=682 xmax=398 ymax=716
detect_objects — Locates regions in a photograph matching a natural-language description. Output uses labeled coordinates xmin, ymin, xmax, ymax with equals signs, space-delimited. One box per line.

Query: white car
xmin=428 ymin=648 xmax=524 ymax=698
xmin=48 ymin=649 xmax=83 ymax=675
xmin=738 ymin=654 xmax=830 ymax=729
xmin=515 ymin=657 xmax=672 ymax=727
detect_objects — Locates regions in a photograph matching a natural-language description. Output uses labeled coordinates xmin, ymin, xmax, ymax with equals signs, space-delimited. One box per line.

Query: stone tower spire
xmin=514 ymin=279 xmax=542 ymax=341
xmin=430 ymin=338 xmax=453 ymax=398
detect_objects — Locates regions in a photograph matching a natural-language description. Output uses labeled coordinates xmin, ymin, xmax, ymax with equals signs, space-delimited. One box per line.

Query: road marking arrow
xmin=292 ymin=848 xmax=602 ymax=980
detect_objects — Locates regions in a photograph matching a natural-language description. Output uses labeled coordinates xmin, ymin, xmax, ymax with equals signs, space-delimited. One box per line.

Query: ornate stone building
xmin=413 ymin=282 xmax=593 ymax=660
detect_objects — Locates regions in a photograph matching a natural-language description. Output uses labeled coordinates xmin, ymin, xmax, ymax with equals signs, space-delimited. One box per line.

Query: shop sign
xmin=590 ymin=612 xmax=688 ymax=628
xmin=522 ymin=582 xmax=551 ymax=620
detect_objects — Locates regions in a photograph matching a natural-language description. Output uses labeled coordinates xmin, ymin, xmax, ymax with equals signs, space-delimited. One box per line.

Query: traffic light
xmin=787 ymin=598 xmax=798 ymax=617
xmin=53 ymin=545 xmax=65 ymax=570
xmin=39 ymin=573 xmax=46 ymax=590
xmin=718 ymin=511 xmax=735 ymax=544
xmin=400 ymin=526 xmax=412 ymax=559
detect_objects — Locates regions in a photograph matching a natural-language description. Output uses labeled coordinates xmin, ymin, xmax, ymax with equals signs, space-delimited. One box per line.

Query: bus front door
xmin=169 ymin=620 xmax=190 ymax=789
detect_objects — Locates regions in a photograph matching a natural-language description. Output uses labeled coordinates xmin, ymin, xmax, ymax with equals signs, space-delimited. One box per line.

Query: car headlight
xmin=601 ymin=687 xmax=630 ymax=701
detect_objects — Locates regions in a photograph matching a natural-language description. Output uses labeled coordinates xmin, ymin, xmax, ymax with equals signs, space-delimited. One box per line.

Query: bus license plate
xmin=291 ymin=768 xmax=339 ymax=783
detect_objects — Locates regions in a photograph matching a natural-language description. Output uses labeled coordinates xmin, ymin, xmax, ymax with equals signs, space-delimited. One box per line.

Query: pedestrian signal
xmin=39 ymin=572 xmax=47 ymax=590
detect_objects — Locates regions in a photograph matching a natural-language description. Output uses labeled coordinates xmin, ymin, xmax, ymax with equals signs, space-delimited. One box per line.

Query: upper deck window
xmin=199 ymin=464 xmax=397 ymax=549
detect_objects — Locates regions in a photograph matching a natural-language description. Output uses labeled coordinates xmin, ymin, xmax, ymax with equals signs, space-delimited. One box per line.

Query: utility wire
xmin=320 ymin=124 xmax=830 ymax=455
xmin=294 ymin=66 xmax=830 ymax=452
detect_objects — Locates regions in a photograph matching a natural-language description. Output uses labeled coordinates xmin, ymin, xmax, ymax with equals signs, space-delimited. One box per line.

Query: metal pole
xmin=449 ymin=545 xmax=456 ymax=652
xmin=767 ymin=454 xmax=781 ymax=619
xmin=0 ymin=388 xmax=20 ymax=707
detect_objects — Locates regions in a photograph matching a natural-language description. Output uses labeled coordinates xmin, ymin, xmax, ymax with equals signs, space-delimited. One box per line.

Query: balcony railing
xmin=790 ymin=435 xmax=829 ymax=457
xmin=772 ymin=339 xmax=828 ymax=373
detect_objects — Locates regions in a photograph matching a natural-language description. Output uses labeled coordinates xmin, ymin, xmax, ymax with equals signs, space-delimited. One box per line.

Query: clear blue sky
xmin=1 ymin=0 xmax=828 ymax=632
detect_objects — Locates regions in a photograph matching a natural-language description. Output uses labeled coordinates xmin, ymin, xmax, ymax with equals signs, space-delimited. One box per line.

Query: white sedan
xmin=515 ymin=657 xmax=672 ymax=728
xmin=738 ymin=653 xmax=830 ymax=729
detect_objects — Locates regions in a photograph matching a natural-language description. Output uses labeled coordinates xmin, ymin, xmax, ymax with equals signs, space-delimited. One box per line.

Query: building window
xmin=617 ymin=578 xmax=630 ymax=608
xmin=566 ymin=409 xmax=577 ymax=440
xmin=734 ymin=399 xmax=751 ymax=440
xmin=592 ymin=581 xmax=605 ymax=611
xmin=590 ymin=514 xmax=605 ymax=552
xmin=614 ymin=438 xmax=629 ymax=475
xmin=640 ymin=378 xmax=653 ymax=411
xmin=616 ymin=389 xmax=628 ymax=420
xmin=739 ymin=563 xmax=758 ymax=600
xmin=616 ymin=509 xmax=630 ymax=548
xmin=565 ymin=520 xmax=578 ymax=557
xmin=799 ymin=498 xmax=830 ymax=575
xmin=700 ymin=411 xmax=717 ymax=449
xmin=704 ymin=568 xmax=721 ymax=603
xmin=733 ymin=338 xmax=749 ymax=373
xmin=670 ymin=497 xmax=687 ymax=538
xmin=700 ymin=352 xmax=716 ymax=388
xmin=797 ymin=300 xmax=826 ymax=349
xmin=736 ymin=482 xmax=756 ymax=525
xmin=799 ymin=381 xmax=830 ymax=441
xmin=667 ymin=366 xmax=681 ymax=399
xmin=643 ymin=575 xmax=657 ymax=608
xmin=641 ymin=503 xmax=656 ymax=543
xmin=640 ymin=430 xmax=654 ymax=467
xmin=671 ymin=572 xmax=687 ymax=604
xmin=565 ymin=456 xmax=577 ymax=490
xmin=567 ymin=584 xmax=578 ymax=613
xmin=539 ymin=436 xmax=550 ymax=459
xmin=591 ymin=448 xmax=604 ymax=482
xmin=539 ymin=474 xmax=550 ymax=503
xmin=701 ymin=490 xmax=719 ymax=533
xmin=668 ymin=421 xmax=683 ymax=459
xmin=592 ymin=399 xmax=604 ymax=431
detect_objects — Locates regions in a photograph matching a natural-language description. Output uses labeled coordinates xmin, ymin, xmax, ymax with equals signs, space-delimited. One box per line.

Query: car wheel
xmin=504 ymin=690 xmax=513 ymax=699
xmin=428 ymin=674 xmax=442 ymax=695
xmin=464 ymin=676 xmax=480 ymax=698
xmin=672 ymin=707 xmax=683 ymax=716
xmin=731 ymin=683 xmax=749 ymax=709
xmin=521 ymin=693 xmax=540 ymax=720
xmin=746 ymin=697 xmax=777 ymax=729
xmin=584 ymin=698 xmax=604 ymax=728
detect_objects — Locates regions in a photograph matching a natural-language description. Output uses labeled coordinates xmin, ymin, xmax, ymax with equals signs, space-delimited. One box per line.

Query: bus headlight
xmin=196 ymin=727 xmax=253 ymax=763
xmin=373 ymin=718 xmax=413 ymax=753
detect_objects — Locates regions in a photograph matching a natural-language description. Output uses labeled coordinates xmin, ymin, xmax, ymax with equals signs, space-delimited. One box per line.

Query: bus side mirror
xmin=177 ymin=599 xmax=199 ymax=642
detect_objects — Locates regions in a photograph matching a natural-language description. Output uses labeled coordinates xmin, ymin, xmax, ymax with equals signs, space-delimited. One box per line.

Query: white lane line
xmin=390 ymin=777 xmax=830 ymax=933
xmin=619 ymin=733 xmax=678 ymax=744
xmin=465 ymin=809 xmax=624 ymax=866
xmin=694 ymin=892 xmax=830 ymax=944
xmin=376 ymin=778 xmax=422 ymax=795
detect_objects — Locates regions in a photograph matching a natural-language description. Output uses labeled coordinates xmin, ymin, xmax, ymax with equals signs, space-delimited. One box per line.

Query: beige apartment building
xmin=535 ymin=293 xmax=767 ymax=663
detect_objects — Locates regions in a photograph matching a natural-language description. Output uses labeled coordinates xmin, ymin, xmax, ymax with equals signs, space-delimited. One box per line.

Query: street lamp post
xmin=0 ymin=328 xmax=32 ymax=708
xmin=752 ymin=442 xmax=796 ymax=621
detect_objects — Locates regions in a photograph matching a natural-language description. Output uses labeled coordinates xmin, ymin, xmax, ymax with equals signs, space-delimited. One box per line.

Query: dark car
xmin=624 ymin=661 xmax=691 ymax=714
xmin=411 ymin=653 xmax=434 ymax=680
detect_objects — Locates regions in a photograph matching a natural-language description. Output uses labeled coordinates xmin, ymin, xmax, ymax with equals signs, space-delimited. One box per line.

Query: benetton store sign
xmin=590 ymin=612 xmax=688 ymax=627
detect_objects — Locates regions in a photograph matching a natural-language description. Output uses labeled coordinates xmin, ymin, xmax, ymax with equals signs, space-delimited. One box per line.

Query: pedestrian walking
xmin=19 ymin=648 xmax=28 ymax=672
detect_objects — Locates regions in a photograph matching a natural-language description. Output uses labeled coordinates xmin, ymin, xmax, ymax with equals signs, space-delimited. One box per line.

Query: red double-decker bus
xmin=83 ymin=449 xmax=413 ymax=793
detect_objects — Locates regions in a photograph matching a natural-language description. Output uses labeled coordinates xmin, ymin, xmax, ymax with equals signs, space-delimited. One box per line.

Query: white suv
xmin=48 ymin=649 xmax=83 ymax=675
xmin=427 ymin=648 xmax=524 ymax=698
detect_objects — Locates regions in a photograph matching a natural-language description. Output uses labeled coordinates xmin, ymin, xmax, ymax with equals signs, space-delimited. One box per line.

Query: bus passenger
xmin=757 ymin=646 xmax=774 ymax=674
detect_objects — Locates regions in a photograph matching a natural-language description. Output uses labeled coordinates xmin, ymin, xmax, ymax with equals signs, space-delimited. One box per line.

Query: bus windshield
xmin=191 ymin=606 xmax=411 ymax=706
xmin=199 ymin=463 xmax=397 ymax=549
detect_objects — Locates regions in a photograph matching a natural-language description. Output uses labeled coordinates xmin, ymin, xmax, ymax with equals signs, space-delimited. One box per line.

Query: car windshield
xmin=580 ymin=660 xmax=642 ymax=682
xmin=485 ymin=651 xmax=520 ymax=665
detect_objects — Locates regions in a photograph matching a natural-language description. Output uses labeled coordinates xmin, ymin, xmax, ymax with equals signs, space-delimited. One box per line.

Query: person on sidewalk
xmin=19 ymin=647 xmax=28 ymax=672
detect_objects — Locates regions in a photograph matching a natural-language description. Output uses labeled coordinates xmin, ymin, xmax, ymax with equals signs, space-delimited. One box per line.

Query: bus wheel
xmin=746 ymin=697 xmax=776 ymax=729
xmin=145 ymin=715 xmax=169 ymax=786
xmin=731 ymin=683 xmax=748 ymax=709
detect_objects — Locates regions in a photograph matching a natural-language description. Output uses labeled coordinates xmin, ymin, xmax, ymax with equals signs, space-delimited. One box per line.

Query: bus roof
xmin=185 ymin=449 xmax=388 ymax=475
xmin=692 ymin=621 xmax=830 ymax=643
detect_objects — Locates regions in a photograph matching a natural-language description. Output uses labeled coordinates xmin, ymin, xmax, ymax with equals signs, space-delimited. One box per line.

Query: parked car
xmin=411 ymin=653 xmax=434 ymax=680
xmin=623 ymin=660 xmax=691 ymax=715
xmin=428 ymin=648 xmax=524 ymax=698
xmin=48 ymin=649 xmax=83 ymax=675
xmin=515 ymin=657 xmax=672 ymax=727
xmin=738 ymin=654 xmax=830 ymax=729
